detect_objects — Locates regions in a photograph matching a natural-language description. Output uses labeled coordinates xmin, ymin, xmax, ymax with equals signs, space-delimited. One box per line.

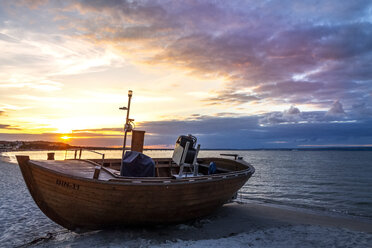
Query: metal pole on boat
xmin=120 ymin=90 xmax=133 ymax=168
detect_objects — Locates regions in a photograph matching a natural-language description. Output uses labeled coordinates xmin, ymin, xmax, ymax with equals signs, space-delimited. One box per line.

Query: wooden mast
xmin=120 ymin=90 xmax=133 ymax=168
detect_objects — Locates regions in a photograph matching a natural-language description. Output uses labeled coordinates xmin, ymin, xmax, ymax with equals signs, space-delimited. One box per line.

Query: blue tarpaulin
xmin=208 ymin=161 xmax=217 ymax=175
xmin=120 ymin=151 xmax=155 ymax=177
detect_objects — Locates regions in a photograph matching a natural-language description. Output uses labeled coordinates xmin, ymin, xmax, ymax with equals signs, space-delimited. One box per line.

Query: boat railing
xmin=65 ymin=148 xmax=105 ymax=165
xmin=220 ymin=153 xmax=243 ymax=160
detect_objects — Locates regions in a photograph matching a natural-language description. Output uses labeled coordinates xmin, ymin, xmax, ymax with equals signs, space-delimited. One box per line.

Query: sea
xmin=1 ymin=150 xmax=372 ymax=247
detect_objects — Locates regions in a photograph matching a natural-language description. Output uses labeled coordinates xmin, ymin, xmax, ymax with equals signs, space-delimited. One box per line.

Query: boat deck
xmin=30 ymin=159 xmax=199 ymax=181
xmin=31 ymin=159 xmax=116 ymax=181
xmin=28 ymin=157 xmax=252 ymax=183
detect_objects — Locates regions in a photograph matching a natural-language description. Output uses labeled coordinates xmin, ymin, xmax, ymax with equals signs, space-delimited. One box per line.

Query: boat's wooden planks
xmin=31 ymin=160 xmax=115 ymax=180
xmin=31 ymin=165 xmax=247 ymax=228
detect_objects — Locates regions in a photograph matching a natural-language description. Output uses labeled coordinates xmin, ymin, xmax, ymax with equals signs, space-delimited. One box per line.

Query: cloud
xmin=286 ymin=106 xmax=300 ymax=115
xmin=0 ymin=132 xmax=59 ymax=142
xmin=0 ymin=132 xmax=122 ymax=147
xmin=0 ymin=124 xmax=20 ymax=130
xmin=1 ymin=0 xmax=372 ymax=148
xmin=326 ymin=100 xmax=345 ymax=116
xmin=0 ymin=79 xmax=63 ymax=92
xmin=259 ymin=105 xmax=305 ymax=126
xmin=259 ymin=103 xmax=352 ymax=126
xmin=134 ymin=113 xmax=372 ymax=148
xmin=203 ymin=90 xmax=260 ymax=105
xmin=0 ymin=33 xmax=19 ymax=43
xmin=351 ymin=102 xmax=372 ymax=117
xmin=18 ymin=0 xmax=49 ymax=9
xmin=72 ymin=127 xmax=122 ymax=133
xmin=51 ymin=0 xmax=371 ymax=114
xmin=256 ymin=81 xmax=324 ymax=97
xmin=4 ymin=1 xmax=371 ymax=111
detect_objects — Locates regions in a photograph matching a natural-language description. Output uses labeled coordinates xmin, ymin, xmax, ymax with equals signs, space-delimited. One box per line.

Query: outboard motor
xmin=172 ymin=134 xmax=197 ymax=165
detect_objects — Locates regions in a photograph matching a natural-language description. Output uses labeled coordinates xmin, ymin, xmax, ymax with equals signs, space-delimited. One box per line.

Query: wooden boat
xmin=16 ymin=91 xmax=255 ymax=230
xmin=16 ymin=155 xmax=254 ymax=231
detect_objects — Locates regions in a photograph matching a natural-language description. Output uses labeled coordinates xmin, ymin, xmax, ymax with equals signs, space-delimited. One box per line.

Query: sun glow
xmin=60 ymin=136 xmax=71 ymax=140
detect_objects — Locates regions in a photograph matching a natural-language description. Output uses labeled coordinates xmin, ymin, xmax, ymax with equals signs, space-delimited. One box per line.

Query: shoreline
xmin=0 ymin=152 xmax=11 ymax=163
xmin=237 ymin=198 xmax=372 ymax=221
xmin=227 ymin=202 xmax=372 ymax=233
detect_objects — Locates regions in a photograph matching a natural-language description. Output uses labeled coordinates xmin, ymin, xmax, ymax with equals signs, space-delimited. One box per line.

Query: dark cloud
xmin=259 ymin=103 xmax=352 ymax=126
xmin=259 ymin=106 xmax=307 ymax=126
xmin=313 ymin=23 xmax=372 ymax=60
xmin=286 ymin=106 xmax=300 ymax=115
xmin=326 ymin=100 xmax=345 ymax=116
xmin=203 ymin=90 xmax=260 ymax=105
xmin=250 ymin=80 xmax=325 ymax=105
xmin=256 ymin=81 xmax=324 ymax=96
xmin=351 ymin=102 xmax=372 ymax=117
xmin=136 ymin=112 xmax=372 ymax=148
xmin=0 ymin=124 xmax=20 ymax=130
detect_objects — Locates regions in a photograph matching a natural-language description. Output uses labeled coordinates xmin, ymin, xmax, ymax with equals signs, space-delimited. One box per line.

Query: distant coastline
xmin=1 ymin=140 xmax=372 ymax=152
xmin=199 ymin=147 xmax=372 ymax=151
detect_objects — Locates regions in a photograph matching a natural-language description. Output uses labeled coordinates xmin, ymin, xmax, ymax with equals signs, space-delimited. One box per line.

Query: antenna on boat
xmin=120 ymin=90 xmax=133 ymax=167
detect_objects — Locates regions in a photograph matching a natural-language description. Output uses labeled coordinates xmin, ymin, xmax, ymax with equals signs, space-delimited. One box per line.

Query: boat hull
xmin=16 ymin=156 xmax=253 ymax=231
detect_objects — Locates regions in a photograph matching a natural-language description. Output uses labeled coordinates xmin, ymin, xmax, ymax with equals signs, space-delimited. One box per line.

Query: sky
xmin=1 ymin=0 xmax=372 ymax=149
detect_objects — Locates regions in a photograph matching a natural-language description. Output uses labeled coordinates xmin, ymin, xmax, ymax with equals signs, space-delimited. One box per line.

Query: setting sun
xmin=60 ymin=136 xmax=71 ymax=141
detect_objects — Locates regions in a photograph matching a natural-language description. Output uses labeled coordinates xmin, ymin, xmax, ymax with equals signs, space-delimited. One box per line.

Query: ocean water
xmin=239 ymin=150 xmax=372 ymax=219
xmin=2 ymin=149 xmax=372 ymax=220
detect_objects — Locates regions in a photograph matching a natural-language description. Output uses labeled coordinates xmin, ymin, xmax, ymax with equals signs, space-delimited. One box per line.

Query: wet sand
xmin=1 ymin=156 xmax=371 ymax=247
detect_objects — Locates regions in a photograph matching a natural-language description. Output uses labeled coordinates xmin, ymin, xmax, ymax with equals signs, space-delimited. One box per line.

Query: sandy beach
xmin=1 ymin=156 xmax=371 ymax=247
